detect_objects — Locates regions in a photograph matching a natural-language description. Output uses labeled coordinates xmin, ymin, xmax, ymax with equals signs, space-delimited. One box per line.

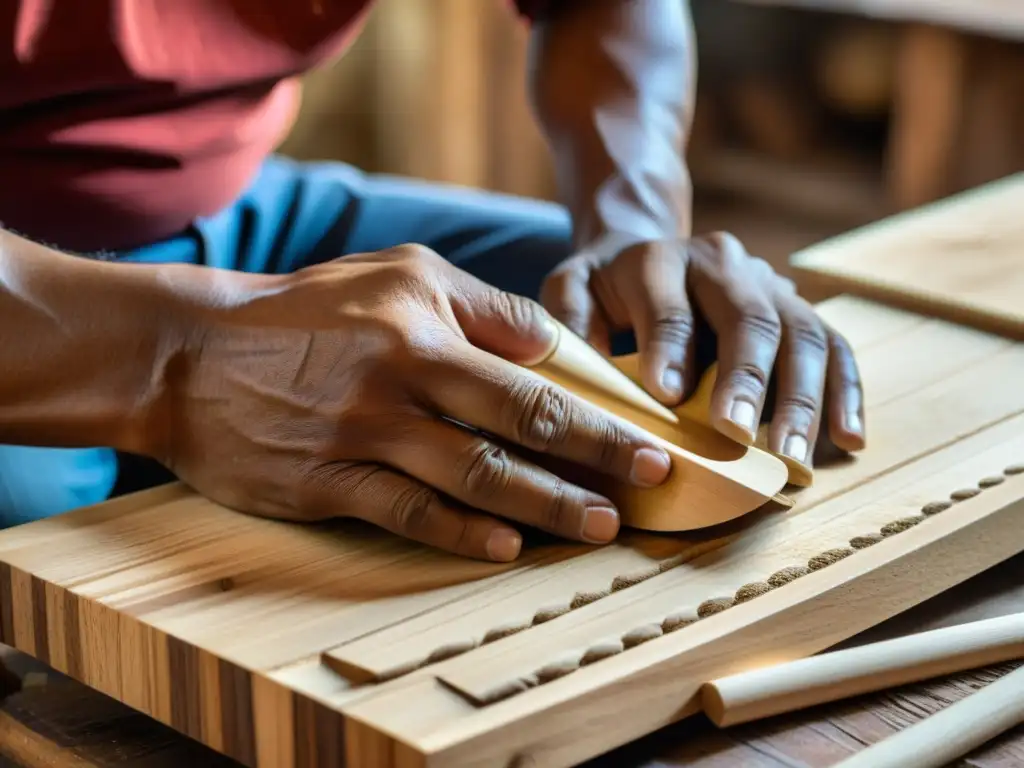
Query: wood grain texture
xmin=791 ymin=174 xmax=1024 ymax=339
xmin=1 ymin=554 xmax=1024 ymax=768
xmin=0 ymin=551 xmax=1023 ymax=768
xmin=0 ymin=286 xmax=1023 ymax=766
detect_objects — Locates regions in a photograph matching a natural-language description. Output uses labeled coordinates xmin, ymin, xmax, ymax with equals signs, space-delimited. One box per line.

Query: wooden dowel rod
xmin=832 ymin=664 xmax=1024 ymax=768
xmin=701 ymin=612 xmax=1024 ymax=727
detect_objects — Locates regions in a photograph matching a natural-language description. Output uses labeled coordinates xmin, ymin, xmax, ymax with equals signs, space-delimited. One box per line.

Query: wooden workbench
xmin=0 ymin=550 xmax=1019 ymax=768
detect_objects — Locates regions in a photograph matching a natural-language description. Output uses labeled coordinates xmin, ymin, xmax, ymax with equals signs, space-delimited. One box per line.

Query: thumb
xmin=448 ymin=279 xmax=558 ymax=365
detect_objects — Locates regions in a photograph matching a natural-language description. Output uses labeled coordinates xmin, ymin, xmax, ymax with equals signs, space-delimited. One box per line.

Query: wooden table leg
xmin=885 ymin=23 xmax=967 ymax=211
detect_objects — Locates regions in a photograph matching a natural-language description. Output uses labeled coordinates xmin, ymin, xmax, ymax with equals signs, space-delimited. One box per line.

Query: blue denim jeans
xmin=0 ymin=156 xmax=573 ymax=527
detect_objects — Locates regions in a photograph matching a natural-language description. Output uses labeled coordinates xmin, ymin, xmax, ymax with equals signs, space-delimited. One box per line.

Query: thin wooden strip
xmin=433 ymin=423 xmax=1024 ymax=705
xmin=321 ymin=540 xmax=703 ymax=683
xmin=308 ymin=409 xmax=1024 ymax=722
xmin=342 ymin=478 xmax=1024 ymax=768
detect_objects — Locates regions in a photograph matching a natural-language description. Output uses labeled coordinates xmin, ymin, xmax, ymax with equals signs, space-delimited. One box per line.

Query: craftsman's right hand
xmin=153 ymin=245 xmax=672 ymax=562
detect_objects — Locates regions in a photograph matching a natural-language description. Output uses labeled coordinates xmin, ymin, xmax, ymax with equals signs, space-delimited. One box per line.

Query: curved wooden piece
xmin=611 ymin=354 xmax=814 ymax=487
xmin=524 ymin=321 xmax=791 ymax=531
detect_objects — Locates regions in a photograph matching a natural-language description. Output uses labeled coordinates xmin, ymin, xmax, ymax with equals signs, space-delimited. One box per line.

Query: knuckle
xmin=494 ymin=290 xmax=547 ymax=332
xmin=737 ymin=307 xmax=783 ymax=345
xmin=704 ymin=230 xmax=739 ymax=251
xmin=708 ymin=230 xmax=748 ymax=263
xmin=726 ymin=361 xmax=771 ymax=393
xmin=393 ymin=242 xmax=443 ymax=265
xmin=650 ymin=311 xmax=695 ymax=346
xmin=830 ymin=333 xmax=864 ymax=390
xmin=828 ymin=325 xmax=855 ymax=358
xmin=775 ymin=274 xmax=798 ymax=294
xmin=390 ymin=484 xmax=438 ymax=535
xmin=539 ymin=478 xmax=573 ymax=533
xmin=398 ymin=327 xmax=448 ymax=366
xmin=507 ymin=381 xmax=574 ymax=451
xmin=777 ymin=392 xmax=821 ymax=419
xmin=785 ymin=314 xmax=829 ymax=355
xmin=461 ymin=442 xmax=515 ymax=500
xmin=595 ymin=418 xmax=630 ymax=470
xmin=299 ymin=461 xmax=375 ymax=516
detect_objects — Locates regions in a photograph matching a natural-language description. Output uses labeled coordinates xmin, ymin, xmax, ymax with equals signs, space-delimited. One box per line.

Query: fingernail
xmin=631 ymin=447 xmax=672 ymax=487
xmin=729 ymin=399 xmax=758 ymax=436
xmin=486 ymin=529 xmax=522 ymax=561
xmin=846 ymin=409 xmax=863 ymax=437
xmin=661 ymin=368 xmax=683 ymax=399
xmin=843 ymin=386 xmax=863 ymax=435
xmin=582 ymin=506 xmax=620 ymax=543
xmin=782 ymin=433 xmax=809 ymax=464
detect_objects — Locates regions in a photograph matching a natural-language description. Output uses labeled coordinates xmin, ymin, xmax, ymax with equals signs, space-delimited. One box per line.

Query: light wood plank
xmin=791 ymin=174 xmax=1024 ymax=339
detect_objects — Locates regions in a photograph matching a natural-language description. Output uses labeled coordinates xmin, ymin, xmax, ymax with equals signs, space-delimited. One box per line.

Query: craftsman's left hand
xmin=540 ymin=233 xmax=865 ymax=467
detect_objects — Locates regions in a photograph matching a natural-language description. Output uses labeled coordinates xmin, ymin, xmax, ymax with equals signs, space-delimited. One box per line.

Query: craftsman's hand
xmin=156 ymin=245 xmax=672 ymax=561
xmin=540 ymin=233 xmax=865 ymax=466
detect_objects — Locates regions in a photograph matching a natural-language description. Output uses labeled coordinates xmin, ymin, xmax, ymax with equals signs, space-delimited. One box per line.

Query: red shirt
xmin=0 ymin=0 xmax=546 ymax=252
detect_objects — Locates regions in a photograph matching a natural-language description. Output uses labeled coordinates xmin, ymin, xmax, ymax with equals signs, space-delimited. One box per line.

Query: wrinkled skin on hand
xmin=160 ymin=245 xmax=673 ymax=562
xmin=540 ymin=232 xmax=865 ymax=467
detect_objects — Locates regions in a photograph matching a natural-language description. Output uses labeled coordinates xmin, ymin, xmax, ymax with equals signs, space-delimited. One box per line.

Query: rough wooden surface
xmin=0 ymin=551 xmax=1019 ymax=768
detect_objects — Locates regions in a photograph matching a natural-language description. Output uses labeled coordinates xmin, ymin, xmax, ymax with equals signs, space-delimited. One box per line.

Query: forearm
xmin=527 ymin=0 xmax=696 ymax=249
xmin=0 ymin=231 xmax=188 ymax=454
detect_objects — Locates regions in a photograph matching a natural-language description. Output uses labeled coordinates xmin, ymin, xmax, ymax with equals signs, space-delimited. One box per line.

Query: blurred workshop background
xmin=277 ymin=0 xmax=1024 ymax=301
